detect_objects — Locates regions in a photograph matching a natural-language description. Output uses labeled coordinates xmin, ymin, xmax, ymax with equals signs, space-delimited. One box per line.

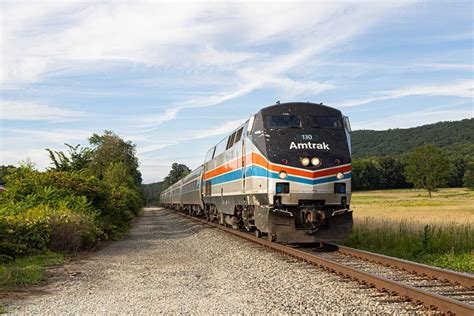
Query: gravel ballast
xmin=4 ymin=208 xmax=424 ymax=314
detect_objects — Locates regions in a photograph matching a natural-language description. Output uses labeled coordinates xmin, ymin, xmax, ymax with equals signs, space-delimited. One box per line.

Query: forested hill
xmin=351 ymin=118 xmax=474 ymax=158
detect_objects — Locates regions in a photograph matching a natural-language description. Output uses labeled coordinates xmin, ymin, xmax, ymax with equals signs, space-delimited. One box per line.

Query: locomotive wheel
xmin=268 ymin=234 xmax=276 ymax=242
xmin=255 ymin=230 xmax=262 ymax=238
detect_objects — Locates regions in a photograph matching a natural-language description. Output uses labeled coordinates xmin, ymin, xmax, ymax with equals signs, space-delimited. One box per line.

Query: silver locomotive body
xmin=161 ymin=102 xmax=353 ymax=243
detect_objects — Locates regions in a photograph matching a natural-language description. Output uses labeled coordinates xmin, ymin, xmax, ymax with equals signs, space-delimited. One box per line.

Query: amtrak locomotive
xmin=161 ymin=102 xmax=353 ymax=243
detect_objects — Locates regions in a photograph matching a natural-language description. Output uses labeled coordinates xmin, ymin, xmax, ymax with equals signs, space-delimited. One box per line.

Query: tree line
xmin=353 ymin=144 xmax=473 ymax=195
xmin=141 ymin=163 xmax=190 ymax=205
xmin=351 ymin=118 xmax=473 ymax=157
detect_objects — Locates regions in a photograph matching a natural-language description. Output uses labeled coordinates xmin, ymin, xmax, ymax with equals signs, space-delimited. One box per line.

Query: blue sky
xmin=0 ymin=1 xmax=472 ymax=183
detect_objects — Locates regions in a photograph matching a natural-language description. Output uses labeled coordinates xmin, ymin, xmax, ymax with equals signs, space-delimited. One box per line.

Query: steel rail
xmin=326 ymin=243 xmax=474 ymax=289
xmin=174 ymin=211 xmax=474 ymax=315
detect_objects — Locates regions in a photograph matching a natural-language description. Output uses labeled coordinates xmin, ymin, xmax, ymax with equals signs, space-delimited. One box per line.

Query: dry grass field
xmin=351 ymin=188 xmax=474 ymax=225
xmin=344 ymin=188 xmax=473 ymax=272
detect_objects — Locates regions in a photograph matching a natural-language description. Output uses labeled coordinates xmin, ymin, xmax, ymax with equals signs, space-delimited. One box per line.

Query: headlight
xmin=311 ymin=157 xmax=321 ymax=166
xmin=301 ymin=157 xmax=310 ymax=166
xmin=279 ymin=171 xmax=288 ymax=179
xmin=336 ymin=172 xmax=344 ymax=180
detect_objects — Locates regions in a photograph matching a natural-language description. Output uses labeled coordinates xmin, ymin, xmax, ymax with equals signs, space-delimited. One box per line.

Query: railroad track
xmin=170 ymin=209 xmax=474 ymax=315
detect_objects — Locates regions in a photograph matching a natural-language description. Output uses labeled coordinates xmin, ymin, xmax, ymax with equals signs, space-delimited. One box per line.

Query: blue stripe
xmin=208 ymin=165 xmax=351 ymax=186
xmin=268 ymin=170 xmax=352 ymax=185
xmin=209 ymin=169 xmax=243 ymax=185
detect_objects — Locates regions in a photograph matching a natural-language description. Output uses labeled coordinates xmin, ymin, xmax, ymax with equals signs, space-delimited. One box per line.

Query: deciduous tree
xmin=88 ymin=130 xmax=142 ymax=186
xmin=404 ymin=145 xmax=452 ymax=197
xmin=163 ymin=163 xmax=191 ymax=187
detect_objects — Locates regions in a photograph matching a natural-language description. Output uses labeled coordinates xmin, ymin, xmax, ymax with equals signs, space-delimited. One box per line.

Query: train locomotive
xmin=161 ymin=102 xmax=353 ymax=243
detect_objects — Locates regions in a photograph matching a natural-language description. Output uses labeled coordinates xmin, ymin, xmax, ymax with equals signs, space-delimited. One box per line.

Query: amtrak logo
xmin=289 ymin=142 xmax=330 ymax=150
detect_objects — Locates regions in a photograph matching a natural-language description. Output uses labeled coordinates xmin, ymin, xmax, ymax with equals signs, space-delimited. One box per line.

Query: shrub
xmin=0 ymin=204 xmax=101 ymax=259
xmin=0 ymin=146 xmax=143 ymax=260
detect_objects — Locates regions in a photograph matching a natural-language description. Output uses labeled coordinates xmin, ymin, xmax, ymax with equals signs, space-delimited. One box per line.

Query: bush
xmin=0 ymin=204 xmax=101 ymax=259
xmin=0 ymin=211 xmax=50 ymax=259
xmin=0 ymin=165 xmax=142 ymax=259
xmin=0 ymin=132 xmax=144 ymax=263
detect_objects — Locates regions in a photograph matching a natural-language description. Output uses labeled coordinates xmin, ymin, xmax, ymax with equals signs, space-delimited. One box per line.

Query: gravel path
xmin=4 ymin=207 xmax=425 ymax=314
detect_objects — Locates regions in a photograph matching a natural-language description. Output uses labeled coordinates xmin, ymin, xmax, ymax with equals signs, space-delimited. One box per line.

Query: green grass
xmin=343 ymin=219 xmax=473 ymax=271
xmin=345 ymin=188 xmax=474 ymax=272
xmin=0 ymin=252 xmax=65 ymax=290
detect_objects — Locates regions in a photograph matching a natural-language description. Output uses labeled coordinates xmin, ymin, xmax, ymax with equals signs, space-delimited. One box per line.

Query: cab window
xmin=308 ymin=116 xmax=342 ymax=128
xmin=266 ymin=115 xmax=301 ymax=128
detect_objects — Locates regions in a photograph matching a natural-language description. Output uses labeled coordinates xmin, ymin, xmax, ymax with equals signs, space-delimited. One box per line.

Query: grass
xmin=0 ymin=252 xmax=65 ymax=291
xmin=344 ymin=188 xmax=474 ymax=272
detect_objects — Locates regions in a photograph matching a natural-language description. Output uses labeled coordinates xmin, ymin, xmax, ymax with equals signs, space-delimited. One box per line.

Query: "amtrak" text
xmin=289 ymin=142 xmax=330 ymax=150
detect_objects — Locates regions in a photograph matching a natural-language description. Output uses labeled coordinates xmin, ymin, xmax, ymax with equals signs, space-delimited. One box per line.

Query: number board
xmin=295 ymin=133 xmax=319 ymax=141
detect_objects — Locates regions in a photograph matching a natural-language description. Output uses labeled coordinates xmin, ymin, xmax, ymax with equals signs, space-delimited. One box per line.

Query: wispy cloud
xmin=2 ymin=1 xmax=408 ymax=116
xmin=137 ymin=118 xmax=244 ymax=155
xmin=0 ymin=148 xmax=53 ymax=170
xmin=132 ymin=3 xmax=407 ymax=130
xmin=414 ymin=63 xmax=473 ymax=72
xmin=3 ymin=128 xmax=92 ymax=144
xmin=340 ymin=80 xmax=473 ymax=107
xmin=0 ymin=100 xmax=85 ymax=121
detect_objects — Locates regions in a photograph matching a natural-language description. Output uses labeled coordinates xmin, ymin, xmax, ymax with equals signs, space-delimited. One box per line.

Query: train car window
xmin=308 ymin=116 xmax=342 ymax=128
xmin=233 ymin=127 xmax=244 ymax=144
xmin=266 ymin=115 xmax=301 ymax=128
xmin=214 ymin=138 xmax=227 ymax=156
xmin=204 ymin=146 xmax=216 ymax=161
xmin=226 ymin=131 xmax=236 ymax=149
xmin=247 ymin=115 xmax=255 ymax=134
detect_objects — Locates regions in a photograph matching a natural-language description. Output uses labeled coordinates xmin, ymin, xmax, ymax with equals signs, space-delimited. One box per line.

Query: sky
xmin=0 ymin=0 xmax=473 ymax=183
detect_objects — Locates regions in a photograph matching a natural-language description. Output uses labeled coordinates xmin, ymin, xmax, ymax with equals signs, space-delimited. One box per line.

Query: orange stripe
xmin=203 ymin=157 xmax=242 ymax=180
xmin=251 ymin=152 xmax=351 ymax=179
xmin=204 ymin=151 xmax=351 ymax=180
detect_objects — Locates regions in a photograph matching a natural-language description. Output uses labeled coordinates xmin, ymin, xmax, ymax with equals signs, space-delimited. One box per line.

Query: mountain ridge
xmin=351 ymin=118 xmax=473 ymax=158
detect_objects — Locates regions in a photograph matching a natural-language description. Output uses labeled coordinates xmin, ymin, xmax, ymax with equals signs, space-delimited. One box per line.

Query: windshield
xmin=308 ymin=116 xmax=342 ymax=128
xmin=266 ymin=115 xmax=301 ymax=128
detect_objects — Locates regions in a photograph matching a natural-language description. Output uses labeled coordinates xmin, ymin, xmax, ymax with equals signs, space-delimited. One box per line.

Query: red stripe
xmin=204 ymin=151 xmax=351 ymax=180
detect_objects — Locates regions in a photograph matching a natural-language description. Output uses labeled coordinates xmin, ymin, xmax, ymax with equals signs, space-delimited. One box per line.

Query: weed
xmin=0 ymin=252 xmax=64 ymax=290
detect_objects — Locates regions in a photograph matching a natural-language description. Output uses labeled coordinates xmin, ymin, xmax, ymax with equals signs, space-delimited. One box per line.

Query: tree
xmin=88 ymin=130 xmax=142 ymax=186
xmin=163 ymin=163 xmax=191 ymax=187
xmin=141 ymin=181 xmax=166 ymax=205
xmin=352 ymin=159 xmax=380 ymax=191
xmin=0 ymin=165 xmax=16 ymax=185
xmin=104 ymin=162 xmax=135 ymax=189
xmin=463 ymin=160 xmax=474 ymax=189
xmin=378 ymin=157 xmax=409 ymax=189
xmin=46 ymin=144 xmax=93 ymax=172
xmin=404 ymin=145 xmax=453 ymax=197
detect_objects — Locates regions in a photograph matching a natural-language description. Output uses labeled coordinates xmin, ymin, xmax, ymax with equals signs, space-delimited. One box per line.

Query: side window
xmin=247 ymin=115 xmax=255 ymax=134
xmin=204 ymin=146 xmax=216 ymax=161
xmin=214 ymin=138 xmax=227 ymax=156
xmin=226 ymin=132 xmax=236 ymax=149
xmin=233 ymin=127 xmax=244 ymax=144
